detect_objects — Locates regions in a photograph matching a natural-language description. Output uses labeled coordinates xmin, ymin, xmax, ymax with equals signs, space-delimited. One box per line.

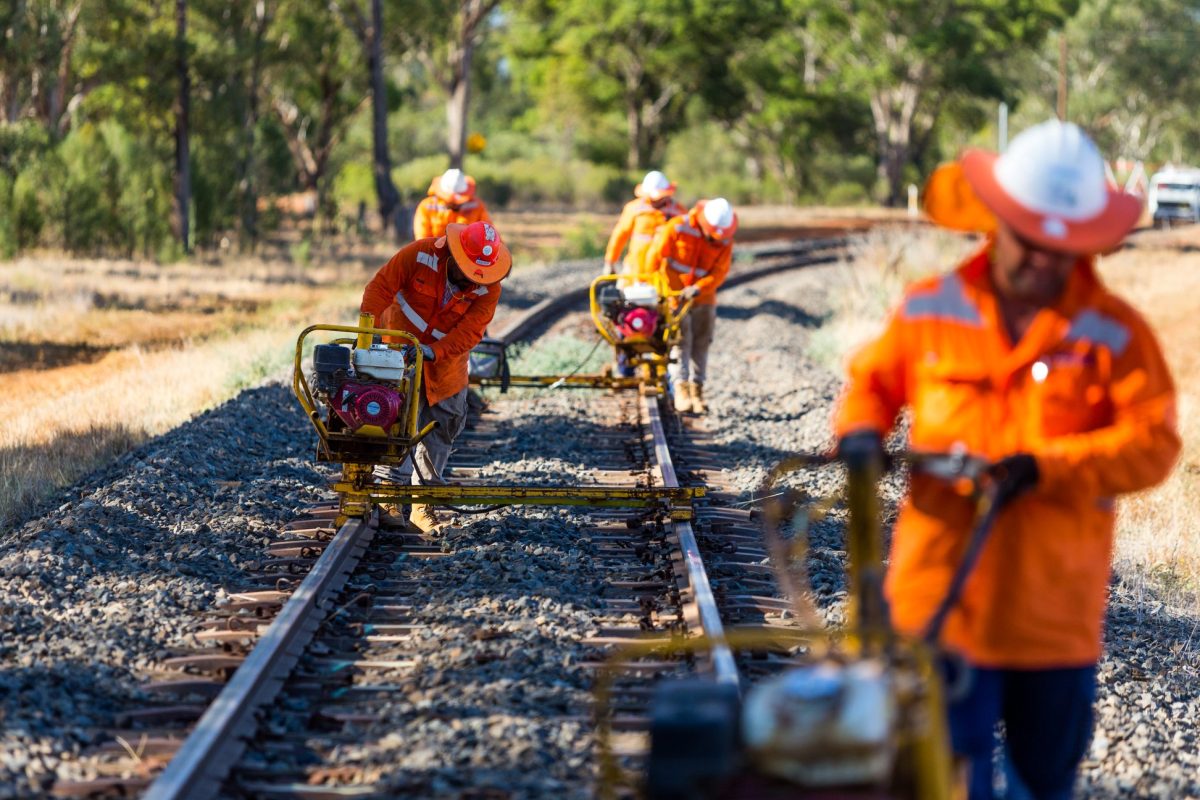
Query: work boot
xmin=408 ymin=504 xmax=443 ymax=535
xmin=673 ymin=381 xmax=693 ymax=414
xmin=690 ymin=382 xmax=707 ymax=414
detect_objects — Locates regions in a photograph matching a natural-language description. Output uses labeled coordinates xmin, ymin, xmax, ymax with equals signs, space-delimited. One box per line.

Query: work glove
xmin=986 ymin=453 xmax=1038 ymax=506
xmin=402 ymin=344 xmax=437 ymax=363
xmin=680 ymin=285 xmax=700 ymax=301
xmin=603 ymin=261 xmax=616 ymax=276
xmin=836 ymin=430 xmax=885 ymax=470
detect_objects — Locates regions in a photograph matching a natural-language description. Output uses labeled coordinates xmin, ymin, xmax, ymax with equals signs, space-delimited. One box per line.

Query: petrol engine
xmin=312 ymin=342 xmax=407 ymax=433
xmin=599 ymin=281 xmax=663 ymax=343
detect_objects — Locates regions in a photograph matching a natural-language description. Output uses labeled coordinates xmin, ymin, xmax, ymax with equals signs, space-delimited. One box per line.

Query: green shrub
xmin=824 ymin=180 xmax=870 ymax=206
xmin=0 ymin=172 xmax=16 ymax=259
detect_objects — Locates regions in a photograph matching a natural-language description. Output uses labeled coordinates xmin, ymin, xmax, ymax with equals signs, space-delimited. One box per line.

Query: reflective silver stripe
xmin=416 ymin=251 xmax=438 ymax=270
xmin=1065 ymin=309 xmax=1130 ymax=356
xmin=458 ymin=200 xmax=479 ymax=210
xmin=395 ymin=293 xmax=429 ymax=330
xmin=430 ymin=328 xmax=447 ymax=340
xmin=633 ymin=232 xmax=654 ymax=240
xmin=902 ymin=273 xmax=982 ymax=326
xmin=675 ymin=223 xmax=701 ymax=237
xmin=472 ymin=285 xmax=488 ymax=296
xmin=668 ymin=258 xmax=707 ymax=276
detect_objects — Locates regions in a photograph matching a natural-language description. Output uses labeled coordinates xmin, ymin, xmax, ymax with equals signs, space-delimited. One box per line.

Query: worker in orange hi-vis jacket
xmin=603 ymin=170 xmax=686 ymax=282
xmin=413 ymin=168 xmax=491 ymax=240
xmin=644 ymin=197 xmax=736 ymax=415
xmin=362 ymin=220 xmax=511 ymax=533
xmin=835 ymin=120 xmax=1181 ymax=800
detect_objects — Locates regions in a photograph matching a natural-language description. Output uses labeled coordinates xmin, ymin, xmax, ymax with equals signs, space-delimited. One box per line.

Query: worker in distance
xmin=603 ymin=170 xmax=686 ymax=282
xmin=835 ymin=120 xmax=1180 ymax=799
xmin=644 ymin=197 xmax=737 ymax=414
xmin=362 ymin=220 xmax=512 ymax=534
xmin=414 ymin=168 xmax=491 ymax=240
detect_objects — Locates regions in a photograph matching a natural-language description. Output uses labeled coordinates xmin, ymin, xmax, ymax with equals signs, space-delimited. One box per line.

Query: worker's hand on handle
xmin=602 ymin=261 xmax=616 ymax=276
xmin=986 ymin=453 xmax=1039 ymax=505
xmin=402 ymin=344 xmax=437 ymax=364
xmin=680 ymin=285 xmax=700 ymax=301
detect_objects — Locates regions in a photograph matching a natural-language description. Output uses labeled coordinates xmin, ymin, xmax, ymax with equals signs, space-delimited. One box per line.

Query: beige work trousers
xmin=669 ymin=303 xmax=717 ymax=386
xmin=381 ymin=387 xmax=469 ymax=485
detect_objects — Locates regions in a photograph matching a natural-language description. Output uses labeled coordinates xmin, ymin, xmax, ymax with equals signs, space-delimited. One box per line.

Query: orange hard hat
xmin=445 ymin=221 xmax=512 ymax=285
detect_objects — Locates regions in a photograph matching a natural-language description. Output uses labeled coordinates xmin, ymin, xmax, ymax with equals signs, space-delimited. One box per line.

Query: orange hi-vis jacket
xmin=644 ymin=208 xmax=733 ymax=304
xmin=835 ymin=246 xmax=1180 ymax=668
xmin=361 ymin=237 xmax=500 ymax=405
xmin=605 ymin=197 xmax=686 ymax=277
xmin=413 ymin=192 xmax=490 ymax=240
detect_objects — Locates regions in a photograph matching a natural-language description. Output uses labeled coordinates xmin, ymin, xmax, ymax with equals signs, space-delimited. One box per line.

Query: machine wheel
xmin=646 ymin=679 xmax=741 ymax=800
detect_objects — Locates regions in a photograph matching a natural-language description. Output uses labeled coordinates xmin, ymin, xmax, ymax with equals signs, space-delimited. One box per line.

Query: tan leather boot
xmin=408 ymin=504 xmax=443 ymax=535
xmin=674 ymin=381 xmax=693 ymax=414
xmin=690 ymin=382 xmax=707 ymax=414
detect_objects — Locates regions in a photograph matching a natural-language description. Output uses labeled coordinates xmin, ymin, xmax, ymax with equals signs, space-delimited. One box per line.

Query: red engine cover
xmin=333 ymin=382 xmax=403 ymax=431
xmin=616 ymin=307 xmax=659 ymax=341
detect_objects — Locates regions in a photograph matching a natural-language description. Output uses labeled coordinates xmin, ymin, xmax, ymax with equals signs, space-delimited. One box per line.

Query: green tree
xmin=517 ymin=0 xmax=782 ymax=171
xmin=815 ymin=0 xmax=1076 ymax=205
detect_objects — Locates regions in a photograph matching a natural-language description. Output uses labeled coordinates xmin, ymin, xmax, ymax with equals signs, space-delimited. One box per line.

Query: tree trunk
xmin=626 ymin=99 xmax=644 ymax=171
xmin=870 ymin=83 xmax=919 ymax=207
xmin=237 ymin=1 xmax=271 ymax=252
xmin=369 ymin=0 xmax=400 ymax=236
xmin=173 ymin=0 xmax=191 ymax=253
xmin=445 ymin=0 xmax=495 ymax=169
xmin=445 ymin=47 xmax=472 ymax=169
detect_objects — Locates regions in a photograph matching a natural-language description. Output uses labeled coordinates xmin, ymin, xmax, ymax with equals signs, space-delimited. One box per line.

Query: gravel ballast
xmin=1 ymin=252 xmax=1196 ymax=798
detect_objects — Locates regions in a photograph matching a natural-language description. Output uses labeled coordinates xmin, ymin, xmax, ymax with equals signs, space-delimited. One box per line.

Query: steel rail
xmin=143 ymin=514 xmax=378 ymax=800
xmin=641 ymin=393 xmax=740 ymax=692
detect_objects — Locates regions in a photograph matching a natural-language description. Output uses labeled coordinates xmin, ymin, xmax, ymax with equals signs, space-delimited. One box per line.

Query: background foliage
xmin=2 ymin=0 xmax=1195 ymax=258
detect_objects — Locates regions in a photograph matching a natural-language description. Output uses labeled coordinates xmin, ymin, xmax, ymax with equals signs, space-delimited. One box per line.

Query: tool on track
xmin=635 ymin=448 xmax=1011 ymax=800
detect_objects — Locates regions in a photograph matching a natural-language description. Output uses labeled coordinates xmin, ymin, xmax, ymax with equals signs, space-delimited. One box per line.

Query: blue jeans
xmin=945 ymin=661 xmax=1097 ymax=800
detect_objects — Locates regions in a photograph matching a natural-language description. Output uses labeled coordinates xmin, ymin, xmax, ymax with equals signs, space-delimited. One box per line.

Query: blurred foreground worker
xmin=413 ymin=168 xmax=491 ymax=240
xmin=835 ymin=120 xmax=1180 ymax=800
xmin=362 ymin=220 xmax=512 ymax=533
xmin=646 ymin=197 xmax=737 ymax=414
xmin=603 ymin=170 xmax=685 ymax=281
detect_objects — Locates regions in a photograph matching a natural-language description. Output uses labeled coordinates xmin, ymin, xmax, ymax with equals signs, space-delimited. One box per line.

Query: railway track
xmin=51 ymin=237 xmax=846 ymax=799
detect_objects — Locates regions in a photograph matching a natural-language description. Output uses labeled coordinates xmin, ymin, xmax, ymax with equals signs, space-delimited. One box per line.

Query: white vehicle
xmin=1148 ymin=167 xmax=1200 ymax=226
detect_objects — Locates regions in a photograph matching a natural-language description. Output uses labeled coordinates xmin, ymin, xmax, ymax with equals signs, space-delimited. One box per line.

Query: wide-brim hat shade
xmin=932 ymin=121 xmax=1143 ymax=254
xmin=429 ymin=175 xmax=477 ymax=206
xmin=635 ymin=181 xmax=677 ymax=202
xmin=960 ymin=150 xmax=1141 ymax=254
xmin=445 ymin=222 xmax=512 ymax=285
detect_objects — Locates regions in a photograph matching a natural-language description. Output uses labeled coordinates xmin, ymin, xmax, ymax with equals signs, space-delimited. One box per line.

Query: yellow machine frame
xmin=594 ymin=452 xmax=957 ymax=800
xmin=588 ymin=273 xmax=694 ymax=391
xmin=295 ymin=314 xmax=707 ymax=526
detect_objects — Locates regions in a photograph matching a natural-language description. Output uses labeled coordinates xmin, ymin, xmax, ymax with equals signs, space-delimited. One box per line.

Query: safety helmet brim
xmin=445 ymin=222 xmax=512 ymax=285
xmin=960 ymin=148 xmax=1142 ymax=254
xmin=430 ymin=175 xmax=478 ymax=206
xmin=634 ymin=181 xmax=677 ymax=202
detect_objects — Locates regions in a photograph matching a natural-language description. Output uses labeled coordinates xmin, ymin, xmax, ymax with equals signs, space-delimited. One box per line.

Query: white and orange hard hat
xmin=444 ymin=220 xmax=511 ymax=285
xmin=696 ymin=197 xmax=738 ymax=241
xmin=431 ymin=168 xmax=477 ymax=205
xmin=634 ymin=170 xmax=677 ymax=202
xmin=927 ymin=120 xmax=1142 ymax=254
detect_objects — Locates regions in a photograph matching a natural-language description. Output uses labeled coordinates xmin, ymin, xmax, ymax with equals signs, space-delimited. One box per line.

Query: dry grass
xmin=0 ymin=253 xmax=365 ymax=530
xmin=822 ymin=225 xmax=1200 ymax=606
xmin=806 ymin=226 xmax=979 ymax=367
